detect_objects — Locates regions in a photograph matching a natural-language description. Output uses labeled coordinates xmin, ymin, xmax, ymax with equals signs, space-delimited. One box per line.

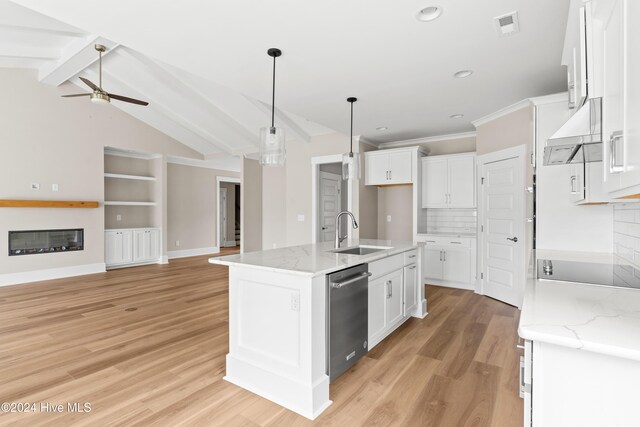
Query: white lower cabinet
xmin=105 ymin=228 xmax=161 ymax=268
xmin=419 ymin=235 xmax=476 ymax=290
xmin=368 ymin=249 xmax=421 ymax=349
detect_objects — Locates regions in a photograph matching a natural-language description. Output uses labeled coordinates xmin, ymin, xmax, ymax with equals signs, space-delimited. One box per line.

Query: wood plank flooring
xmin=0 ymin=250 xmax=523 ymax=426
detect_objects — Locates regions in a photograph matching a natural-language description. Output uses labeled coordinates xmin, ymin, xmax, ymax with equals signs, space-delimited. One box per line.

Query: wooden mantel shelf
xmin=0 ymin=200 xmax=99 ymax=208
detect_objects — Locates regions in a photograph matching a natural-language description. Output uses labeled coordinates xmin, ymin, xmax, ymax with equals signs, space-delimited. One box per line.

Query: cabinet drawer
xmin=418 ymin=235 xmax=475 ymax=248
xmin=403 ymin=249 xmax=418 ymax=265
xmin=369 ymin=253 xmax=404 ymax=280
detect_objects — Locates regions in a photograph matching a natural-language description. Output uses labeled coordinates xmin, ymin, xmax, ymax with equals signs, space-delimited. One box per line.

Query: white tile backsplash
xmin=420 ymin=208 xmax=477 ymax=234
xmin=613 ymin=204 xmax=640 ymax=268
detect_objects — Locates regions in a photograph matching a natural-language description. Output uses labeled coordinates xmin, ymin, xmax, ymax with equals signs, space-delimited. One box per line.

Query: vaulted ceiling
xmin=3 ymin=0 xmax=571 ymax=159
xmin=0 ymin=0 xmax=334 ymax=169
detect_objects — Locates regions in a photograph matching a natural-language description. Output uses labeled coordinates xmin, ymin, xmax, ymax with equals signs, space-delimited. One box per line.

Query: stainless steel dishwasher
xmin=327 ymin=263 xmax=371 ymax=382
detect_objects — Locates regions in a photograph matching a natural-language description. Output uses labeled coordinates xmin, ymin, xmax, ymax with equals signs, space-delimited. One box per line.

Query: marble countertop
xmin=519 ymin=250 xmax=640 ymax=362
xmin=209 ymin=239 xmax=417 ymax=277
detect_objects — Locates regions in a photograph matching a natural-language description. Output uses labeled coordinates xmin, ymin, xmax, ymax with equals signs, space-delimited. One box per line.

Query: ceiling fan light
xmin=260 ymin=126 xmax=286 ymax=166
xmin=90 ymin=92 xmax=109 ymax=104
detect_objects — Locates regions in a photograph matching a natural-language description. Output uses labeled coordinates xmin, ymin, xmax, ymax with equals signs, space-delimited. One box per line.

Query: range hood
xmin=543 ymin=98 xmax=602 ymax=165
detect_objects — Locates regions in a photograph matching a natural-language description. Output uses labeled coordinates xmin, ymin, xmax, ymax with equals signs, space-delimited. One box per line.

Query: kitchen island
xmin=209 ymin=239 xmax=426 ymax=419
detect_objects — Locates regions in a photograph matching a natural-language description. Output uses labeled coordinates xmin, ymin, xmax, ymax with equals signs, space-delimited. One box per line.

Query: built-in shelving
xmin=104 ymin=173 xmax=157 ymax=181
xmin=103 ymin=201 xmax=157 ymax=206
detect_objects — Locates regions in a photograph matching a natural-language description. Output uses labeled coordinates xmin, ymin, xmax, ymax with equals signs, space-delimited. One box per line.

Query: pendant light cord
xmin=349 ymin=100 xmax=354 ymax=155
xmin=271 ymin=54 xmax=276 ymax=129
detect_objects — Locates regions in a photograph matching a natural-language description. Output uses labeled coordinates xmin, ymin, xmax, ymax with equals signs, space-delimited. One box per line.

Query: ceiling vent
xmin=494 ymin=11 xmax=520 ymax=37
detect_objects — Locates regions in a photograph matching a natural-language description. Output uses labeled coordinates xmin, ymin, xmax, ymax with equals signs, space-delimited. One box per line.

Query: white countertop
xmin=519 ymin=250 xmax=640 ymax=362
xmin=208 ymin=239 xmax=417 ymax=277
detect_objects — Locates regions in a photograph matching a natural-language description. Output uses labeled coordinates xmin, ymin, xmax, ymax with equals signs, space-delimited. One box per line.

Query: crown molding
xmin=378 ymin=131 xmax=477 ymax=149
xmin=529 ymin=92 xmax=569 ymax=106
xmin=471 ymin=99 xmax=532 ymax=128
xmin=104 ymin=147 xmax=162 ymax=160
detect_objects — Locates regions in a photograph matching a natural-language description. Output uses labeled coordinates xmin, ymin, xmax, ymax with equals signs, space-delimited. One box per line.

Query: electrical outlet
xmin=297 ymin=214 xmax=305 ymax=222
xmin=31 ymin=183 xmax=40 ymax=190
xmin=116 ymin=214 xmax=122 ymax=221
xmin=52 ymin=184 xmax=59 ymax=192
xmin=387 ymin=215 xmax=392 ymax=222
xmin=175 ymin=240 xmax=180 ymax=247
xmin=291 ymin=293 xmax=300 ymax=312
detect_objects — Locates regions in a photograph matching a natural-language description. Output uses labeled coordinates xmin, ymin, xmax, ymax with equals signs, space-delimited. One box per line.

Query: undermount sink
xmin=330 ymin=245 xmax=392 ymax=255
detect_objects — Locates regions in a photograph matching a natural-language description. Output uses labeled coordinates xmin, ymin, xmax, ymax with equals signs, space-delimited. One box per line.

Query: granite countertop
xmin=518 ymin=250 xmax=640 ymax=362
xmin=208 ymin=239 xmax=417 ymax=277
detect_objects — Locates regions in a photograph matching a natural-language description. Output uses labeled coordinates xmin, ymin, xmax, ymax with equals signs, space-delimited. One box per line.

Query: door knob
xmin=321 ymin=227 xmax=327 ymax=230
xmin=507 ymin=237 xmax=518 ymax=242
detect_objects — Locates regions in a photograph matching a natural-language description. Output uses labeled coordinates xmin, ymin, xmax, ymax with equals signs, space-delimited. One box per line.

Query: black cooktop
xmin=537 ymin=259 xmax=640 ymax=290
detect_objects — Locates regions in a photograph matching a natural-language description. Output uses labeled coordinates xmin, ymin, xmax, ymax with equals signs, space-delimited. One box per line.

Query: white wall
xmin=0 ymin=69 xmax=201 ymax=277
xmin=535 ymin=100 xmax=614 ymax=253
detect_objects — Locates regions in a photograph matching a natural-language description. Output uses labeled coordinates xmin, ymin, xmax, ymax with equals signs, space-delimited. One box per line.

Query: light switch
xmin=297 ymin=214 xmax=305 ymax=222
xmin=116 ymin=214 xmax=122 ymax=221
xmin=291 ymin=293 xmax=300 ymax=311
xmin=52 ymin=184 xmax=59 ymax=192
xmin=387 ymin=215 xmax=392 ymax=222
xmin=31 ymin=183 xmax=40 ymax=190
xmin=175 ymin=240 xmax=180 ymax=247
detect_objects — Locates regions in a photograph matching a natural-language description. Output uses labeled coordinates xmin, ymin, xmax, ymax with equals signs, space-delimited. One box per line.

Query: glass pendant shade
xmin=260 ymin=126 xmax=286 ymax=166
xmin=342 ymin=152 xmax=360 ymax=180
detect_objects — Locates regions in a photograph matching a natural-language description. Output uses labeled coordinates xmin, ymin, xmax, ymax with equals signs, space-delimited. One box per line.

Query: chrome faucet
xmin=335 ymin=211 xmax=358 ymax=249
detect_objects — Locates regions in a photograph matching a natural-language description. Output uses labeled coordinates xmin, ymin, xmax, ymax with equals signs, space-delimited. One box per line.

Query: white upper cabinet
xmin=563 ymin=1 xmax=594 ymax=109
xmin=365 ymin=148 xmax=414 ymax=186
xmin=421 ymin=153 xmax=476 ymax=208
xmin=596 ymin=0 xmax=640 ymax=197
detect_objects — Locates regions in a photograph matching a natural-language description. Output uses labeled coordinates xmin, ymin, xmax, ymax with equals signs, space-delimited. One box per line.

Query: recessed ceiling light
xmin=454 ymin=70 xmax=473 ymax=78
xmin=450 ymin=114 xmax=464 ymax=119
xmin=416 ymin=6 xmax=442 ymax=22
xmin=376 ymin=126 xmax=388 ymax=131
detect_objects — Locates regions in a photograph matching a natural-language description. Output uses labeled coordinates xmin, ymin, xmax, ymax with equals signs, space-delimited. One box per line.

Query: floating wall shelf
xmin=0 ymin=200 xmax=99 ymax=208
xmin=103 ymin=201 xmax=157 ymax=206
xmin=104 ymin=173 xmax=156 ymax=181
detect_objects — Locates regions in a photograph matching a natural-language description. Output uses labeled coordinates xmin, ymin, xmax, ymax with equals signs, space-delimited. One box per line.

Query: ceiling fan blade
xmin=61 ymin=93 xmax=92 ymax=97
xmin=108 ymin=93 xmax=149 ymax=106
xmin=79 ymin=77 xmax=99 ymax=91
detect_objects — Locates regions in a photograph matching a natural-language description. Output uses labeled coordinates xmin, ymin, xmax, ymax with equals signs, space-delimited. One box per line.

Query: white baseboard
xmin=223 ymin=240 xmax=237 ymax=248
xmin=167 ymin=246 xmax=220 ymax=259
xmin=159 ymin=255 xmax=169 ymax=264
xmin=0 ymin=263 xmax=106 ymax=287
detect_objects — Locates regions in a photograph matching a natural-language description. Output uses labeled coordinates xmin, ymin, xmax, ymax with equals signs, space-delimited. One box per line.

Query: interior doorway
xmin=217 ymin=177 xmax=241 ymax=250
xmin=316 ymin=163 xmax=348 ymax=243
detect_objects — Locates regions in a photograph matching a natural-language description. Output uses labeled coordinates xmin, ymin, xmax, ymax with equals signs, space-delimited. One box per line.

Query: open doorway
xmin=316 ymin=162 xmax=349 ymax=243
xmin=217 ymin=177 xmax=241 ymax=251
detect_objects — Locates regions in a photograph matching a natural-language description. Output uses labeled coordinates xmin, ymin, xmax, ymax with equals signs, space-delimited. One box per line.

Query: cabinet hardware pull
xmin=610 ymin=131 xmax=624 ymax=173
xmin=450 ymin=241 xmax=462 ymax=244
xmin=570 ymin=176 xmax=577 ymax=194
xmin=439 ymin=251 xmax=443 ymax=261
xmin=409 ymin=266 xmax=416 ymax=270
xmin=443 ymin=251 xmax=446 ymax=261
xmin=426 ymin=240 xmax=436 ymax=243
xmin=408 ymin=254 xmax=416 ymax=258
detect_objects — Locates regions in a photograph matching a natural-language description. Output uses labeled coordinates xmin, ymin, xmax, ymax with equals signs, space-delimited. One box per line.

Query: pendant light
xmin=342 ymin=97 xmax=360 ymax=180
xmin=260 ymin=48 xmax=286 ymax=166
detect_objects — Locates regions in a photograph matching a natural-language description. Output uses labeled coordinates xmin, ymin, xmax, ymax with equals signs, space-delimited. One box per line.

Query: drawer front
xmin=419 ymin=235 xmax=474 ymax=248
xmin=369 ymin=253 xmax=404 ymax=280
xmin=403 ymin=249 xmax=418 ymax=265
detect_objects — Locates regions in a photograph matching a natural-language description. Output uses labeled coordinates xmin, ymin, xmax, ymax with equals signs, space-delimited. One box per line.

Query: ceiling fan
xmin=62 ymin=44 xmax=149 ymax=106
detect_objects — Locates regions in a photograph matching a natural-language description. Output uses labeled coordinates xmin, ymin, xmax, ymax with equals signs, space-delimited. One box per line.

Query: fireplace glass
xmin=9 ymin=229 xmax=84 ymax=256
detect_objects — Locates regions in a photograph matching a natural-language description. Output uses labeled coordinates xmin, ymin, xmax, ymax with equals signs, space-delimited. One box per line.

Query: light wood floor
xmin=0 ymin=249 xmax=523 ymax=426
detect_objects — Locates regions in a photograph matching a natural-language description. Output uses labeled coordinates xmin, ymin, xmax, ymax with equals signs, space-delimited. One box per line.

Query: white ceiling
xmin=9 ymin=0 xmax=571 ymax=144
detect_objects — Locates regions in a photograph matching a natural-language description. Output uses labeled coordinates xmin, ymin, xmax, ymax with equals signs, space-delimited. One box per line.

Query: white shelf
xmin=104 ymin=173 xmax=156 ymax=181
xmin=104 ymin=201 xmax=157 ymax=206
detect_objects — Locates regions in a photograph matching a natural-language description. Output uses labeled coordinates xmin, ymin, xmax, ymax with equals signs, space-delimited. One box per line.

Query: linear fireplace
xmin=9 ymin=229 xmax=84 ymax=256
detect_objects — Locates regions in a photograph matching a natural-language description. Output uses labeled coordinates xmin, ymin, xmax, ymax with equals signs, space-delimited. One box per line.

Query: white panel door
xmin=368 ymin=276 xmax=387 ymax=342
xmin=365 ymin=152 xmax=389 ymax=185
xmin=422 ymin=158 xmax=448 ymax=207
xmin=121 ymin=231 xmax=133 ymax=263
xmin=133 ymin=230 xmax=149 ymax=261
xmin=105 ymin=231 xmax=121 ymax=265
xmin=385 ymin=269 xmax=404 ymax=327
xmin=442 ymin=247 xmax=471 ymax=284
xmin=424 ymin=247 xmax=444 ymax=281
xmin=481 ymin=157 xmax=523 ymax=307
xmin=318 ymin=172 xmax=341 ymax=242
xmin=149 ymin=229 xmax=161 ymax=259
xmin=448 ymin=156 xmax=475 ymax=207
xmin=388 ymin=151 xmax=412 ymax=184
xmin=403 ymin=264 xmax=418 ymax=316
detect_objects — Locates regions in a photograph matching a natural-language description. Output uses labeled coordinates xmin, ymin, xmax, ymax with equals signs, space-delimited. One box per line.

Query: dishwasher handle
xmin=330 ymin=272 xmax=372 ymax=289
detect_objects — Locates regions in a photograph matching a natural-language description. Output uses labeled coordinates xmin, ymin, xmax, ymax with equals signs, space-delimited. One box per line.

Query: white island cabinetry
xmin=209 ymin=240 xmax=426 ymax=420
